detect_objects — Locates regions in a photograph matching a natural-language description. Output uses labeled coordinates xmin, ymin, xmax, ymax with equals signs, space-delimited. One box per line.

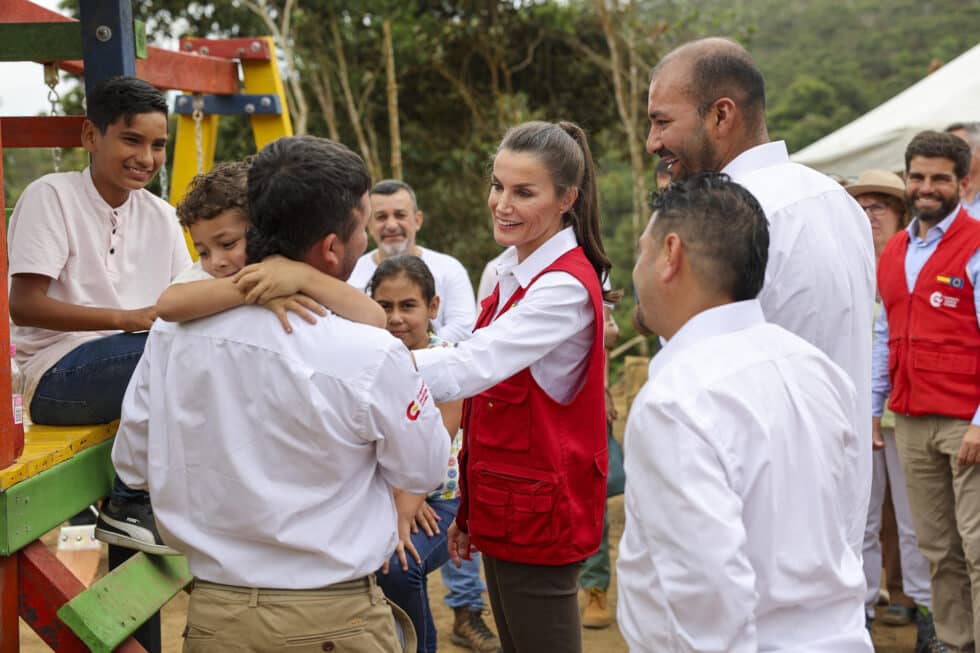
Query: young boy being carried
xmin=94 ymin=159 xmax=385 ymax=553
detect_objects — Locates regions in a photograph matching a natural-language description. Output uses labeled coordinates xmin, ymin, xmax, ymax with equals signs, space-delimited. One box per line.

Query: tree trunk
xmin=331 ymin=18 xmax=381 ymax=179
xmin=594 ymin=0 xmax=647 ymax=244
xmin=310 ymin=64 xmax=341 ymax=142
xmin=382 ymin=20 xmax=402 ymax=180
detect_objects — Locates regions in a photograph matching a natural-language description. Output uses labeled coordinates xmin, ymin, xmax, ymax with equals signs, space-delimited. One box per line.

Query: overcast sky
xmin=1 ymin=0 xmax=72 ymax=116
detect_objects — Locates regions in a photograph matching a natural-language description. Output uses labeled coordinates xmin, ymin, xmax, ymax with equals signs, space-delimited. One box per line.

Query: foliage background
xmin=3 ymin=0 xmax=980 ymax=363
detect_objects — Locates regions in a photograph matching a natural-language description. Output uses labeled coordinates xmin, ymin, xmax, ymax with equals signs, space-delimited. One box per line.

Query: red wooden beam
xmin=0 ymin=122 xmax=11 ymax=474
xmin=180 ymin=37 xmax=272 ymax=61
xmin=17 ymin=540 xmax=89 ymax=652
xmin=0 ymin=116 xmax=85 ymax=149
xmin=17 ymin=541 xmax=148 ymax=653
xmin=0 ymin=556 xmax=17 ymax=653
xmin=3 ymin=0 xmax=239 ymax=94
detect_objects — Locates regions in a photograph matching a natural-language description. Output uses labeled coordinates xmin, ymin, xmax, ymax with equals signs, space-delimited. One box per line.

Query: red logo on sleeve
xmin=406 ymin=383 xmax=430 ymax=421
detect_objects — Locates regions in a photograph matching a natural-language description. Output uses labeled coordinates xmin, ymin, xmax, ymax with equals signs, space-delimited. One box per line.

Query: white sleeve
xmin=7 ymin=180 xmax=69 ymax=279
xmin=364 ymin=344 xmax=451 ymax=494
xmin=434 ymin=259 xmax=477 ymax=342
xmin=111 ymin=337 xmax=153 ymax=491
xmin=629 ymin=397 xmax=758 ymax=653
xmin=170 ymin=261 xmax=214 ymax=285
xmin=413 ymin=272 xmax=592 ymax=402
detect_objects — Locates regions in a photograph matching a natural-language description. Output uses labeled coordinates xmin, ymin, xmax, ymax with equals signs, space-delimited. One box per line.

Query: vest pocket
xmin=468 ymin=462 xmax=559 ymax=546
xmin=911 ymin=348 xmax=979 ymax=375
xmin=471 ymin=377 xmax=531 ymax=451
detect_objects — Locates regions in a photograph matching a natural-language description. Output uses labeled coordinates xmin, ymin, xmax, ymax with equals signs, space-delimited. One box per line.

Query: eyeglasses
xmin=860 ymin=203 xmax=890 ymax=217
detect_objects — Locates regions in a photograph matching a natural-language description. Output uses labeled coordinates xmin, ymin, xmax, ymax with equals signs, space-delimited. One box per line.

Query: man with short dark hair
xmin=946 ymin=122 xmax=980 ymax=217
xmin=643 ymin=37 xmax=876 ymax=555
xmin=112 ymin=136 xmax=450 ymax=651
xmin=874 ymin=130 xmax=980 ymax=652
xmin=347 ymin=179 xmax=476 ymax=341
xmin=618 ymin=173 xmax=871 ymax=652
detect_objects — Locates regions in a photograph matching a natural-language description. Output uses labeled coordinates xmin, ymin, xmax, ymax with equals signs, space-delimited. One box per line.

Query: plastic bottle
xmin=10 ymin=344 xmax=24 ymax=459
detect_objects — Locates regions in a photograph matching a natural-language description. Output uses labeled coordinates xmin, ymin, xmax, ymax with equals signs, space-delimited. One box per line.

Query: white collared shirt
xmin=347 ymin=246 xmax=477 ymax=342
xmin=8 ymin=168 xmax=191 ymax=406
xmin=413 ymin=227 xmax=595 ymax=403
xmin=112 ymin=307 xmax=450 ymax=589
xmin=724 ymin=141 xmax=875 ymax=552
xmin=617 ymin=300 xmax=871 ymax=653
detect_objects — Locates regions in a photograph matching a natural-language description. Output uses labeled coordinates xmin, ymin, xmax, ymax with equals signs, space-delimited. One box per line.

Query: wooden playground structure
xmin=0 ymin=1 xmax=292 ymax=649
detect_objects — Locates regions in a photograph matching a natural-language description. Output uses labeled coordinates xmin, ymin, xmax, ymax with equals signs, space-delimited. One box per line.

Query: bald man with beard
xmin=639 ymin=37 xmax=876 ymax=552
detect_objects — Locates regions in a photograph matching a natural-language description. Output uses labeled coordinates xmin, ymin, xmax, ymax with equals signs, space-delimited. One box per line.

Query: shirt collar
xmin=906 ymin=204 xmax=962 ymax=243
xmin=721 ymin=141 xmax=789 ymax=179
xmin=82 ymin=166 xmax=133 ymax=217
xmin=647 ymin=299 xmax=766 ymax=382
xmin=498 ymin=226 xmax=578 ymax=289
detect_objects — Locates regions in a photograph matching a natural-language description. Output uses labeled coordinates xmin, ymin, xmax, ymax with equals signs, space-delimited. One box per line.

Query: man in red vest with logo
xmin=874 ymin=130 xmax=980 ymax=653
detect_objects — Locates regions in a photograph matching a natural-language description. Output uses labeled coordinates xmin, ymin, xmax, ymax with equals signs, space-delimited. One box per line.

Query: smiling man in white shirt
xmin=112 ymin=136 xmax=450 ymax=652
xmin=347 ymin=179 xmax=476 ymax=342
xmin=644 ymin=38 xmax=876 ymax=553
xmin=617 ymin=173 xmax=871 ymax=653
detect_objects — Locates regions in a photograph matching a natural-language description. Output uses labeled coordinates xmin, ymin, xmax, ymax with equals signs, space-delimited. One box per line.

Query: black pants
xmin=483 ymin=555 xmax=584 ymax=653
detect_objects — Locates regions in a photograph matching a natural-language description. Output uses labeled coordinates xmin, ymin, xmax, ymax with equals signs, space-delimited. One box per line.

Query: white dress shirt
xmin=112 ymin=306 xmax=450 ymax=589
xmin=413 ymin=227 xmax=595 ymax=403
xmin=724 ymin=141 xmax=875 ymax=553
xmin=617 ymin=300 xmax=871 ymax=653
xmin=347 ymin=246 xmax=477 ymax=342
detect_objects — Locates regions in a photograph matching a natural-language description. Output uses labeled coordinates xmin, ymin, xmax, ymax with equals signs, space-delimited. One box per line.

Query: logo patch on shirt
xmin=405 ymin=383 xmax=430 ymax=421
xmin=936 ymin=275 xmax=965 ymax=289
xmin=929 ymin=290 xmax=960 ymax=309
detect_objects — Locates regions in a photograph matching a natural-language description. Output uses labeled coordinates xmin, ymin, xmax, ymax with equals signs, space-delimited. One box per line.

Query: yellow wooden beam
xmin=168 ymin=112 xmax=219 ymax=208
xmin=242 ymin=36 xmax=293 ymax=149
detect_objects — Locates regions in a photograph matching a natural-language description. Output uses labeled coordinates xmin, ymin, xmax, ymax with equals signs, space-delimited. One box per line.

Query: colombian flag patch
xmin=937 ymin=275 xmax=965 ymax=289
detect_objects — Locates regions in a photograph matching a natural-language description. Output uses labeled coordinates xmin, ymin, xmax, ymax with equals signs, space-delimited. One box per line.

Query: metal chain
xmin=44 ymin=63 xmax=62 ymax=173
xmin=158 ymin=155 xmax=169 ymax=203
xmin=191 ymin=95 xmax=205 ymax=175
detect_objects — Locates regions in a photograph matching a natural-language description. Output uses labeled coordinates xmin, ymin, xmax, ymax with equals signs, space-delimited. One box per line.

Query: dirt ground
xmin=15 ymin=498 xmax=918 ymax=653
xmin=17 ymin=376 xmax=917 ymax=652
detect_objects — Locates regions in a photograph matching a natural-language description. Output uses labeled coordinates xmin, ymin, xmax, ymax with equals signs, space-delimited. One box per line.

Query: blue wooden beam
xmin=173 ymin=94 xmax=284 ymax=116
xmin=78 ymin=0 xmax=136 ymax=99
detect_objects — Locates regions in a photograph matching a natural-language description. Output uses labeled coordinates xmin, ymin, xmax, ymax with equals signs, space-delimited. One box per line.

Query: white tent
xmin=790 ymin=43 xmax=980 ymax=178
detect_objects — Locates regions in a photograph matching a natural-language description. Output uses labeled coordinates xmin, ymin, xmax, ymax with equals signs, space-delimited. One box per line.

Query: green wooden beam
xmin=57 ymin=553 xmax=191 ymax=653
xmin=0 ymin=440 xmax=114 ymax=555
xmin=0 ymin=23 xmax=83 ymax=62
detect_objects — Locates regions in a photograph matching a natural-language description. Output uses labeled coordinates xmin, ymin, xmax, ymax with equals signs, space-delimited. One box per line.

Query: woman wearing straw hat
xmin=848 ymin=170 xmax=935 ymax=639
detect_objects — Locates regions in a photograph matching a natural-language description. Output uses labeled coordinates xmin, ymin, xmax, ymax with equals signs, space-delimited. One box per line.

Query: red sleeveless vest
xmin=456 ymin=247 xmax=607 ymax=565
xmin=878 ymin=208 xmax=980 ymax=419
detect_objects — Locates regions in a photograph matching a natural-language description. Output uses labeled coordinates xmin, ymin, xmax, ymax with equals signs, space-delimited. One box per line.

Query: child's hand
xmin=233 ymin=256 xmax=312 ymax=305
xmin=261 ymin=294 xmax=327 ymax=333
xmin=115 ymin=305 xmax=158 ymax=332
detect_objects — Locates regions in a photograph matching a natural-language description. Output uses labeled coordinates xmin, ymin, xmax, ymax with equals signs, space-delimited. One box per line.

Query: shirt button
xmin=322 ymin=643 xmax=335 ymax=651
xmin=109 ymin=248 xmax=115 ymax=254
xmin=112 ymin=228 xmax=117 ymax=234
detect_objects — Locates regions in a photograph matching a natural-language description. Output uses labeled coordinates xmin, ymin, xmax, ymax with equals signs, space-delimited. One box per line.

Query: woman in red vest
xmin=412 ymin=121 xmax=617 ymax=653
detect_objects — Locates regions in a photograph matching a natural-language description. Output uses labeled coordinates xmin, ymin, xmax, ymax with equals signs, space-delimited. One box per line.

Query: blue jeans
xmin=441 ymin=552 xmax=486 ymax=610
xmin=31 ymin=333 xmax=148 ymax=503
xmin=377 ymin=497 xmax=458 ymax=653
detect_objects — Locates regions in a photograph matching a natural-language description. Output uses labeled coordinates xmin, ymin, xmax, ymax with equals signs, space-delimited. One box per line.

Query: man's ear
xmin=81 ymin=119 xmax=100 ymax=154
xmin=307 ymin=233 xmax=340 ymax=275
xmin=661 ymin=233 xmax=683 ymax=283
xmin=709 ymin=97 xmax=738 ymax=137
xmin=415 ymin=210 xmax=424 ymax=230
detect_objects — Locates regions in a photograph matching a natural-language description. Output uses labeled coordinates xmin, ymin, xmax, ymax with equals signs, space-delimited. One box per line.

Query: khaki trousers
xmin=183 ymin=576 xmax=415 ymax=653
xmin=895 ymin=414 xmax=980 ymax=653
